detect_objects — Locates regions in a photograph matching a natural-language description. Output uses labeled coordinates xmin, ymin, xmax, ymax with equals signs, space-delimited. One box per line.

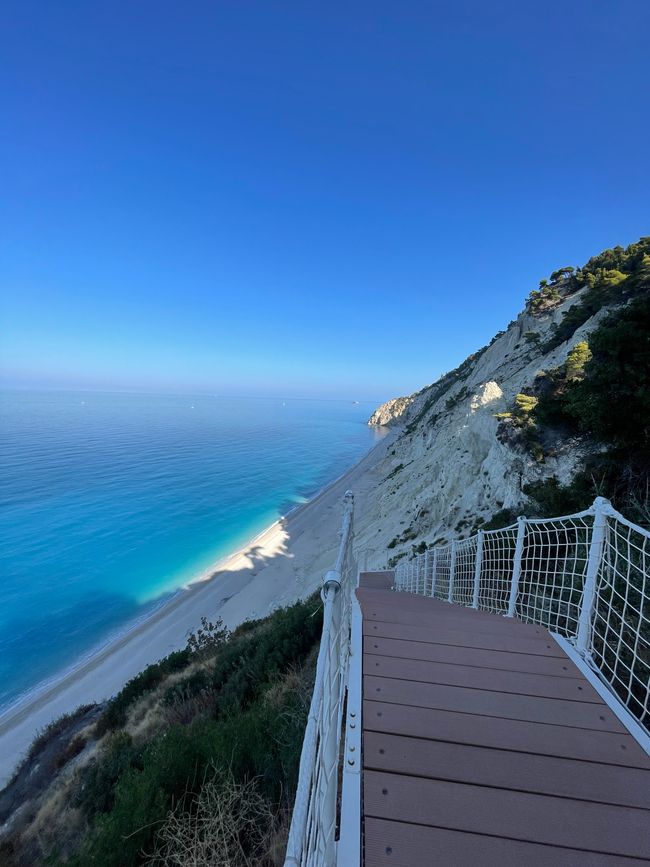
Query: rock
xmin=367 ymin=396 xmax=413 ymax=427
xmin=356 ymin=283 xmax=613 ymax=566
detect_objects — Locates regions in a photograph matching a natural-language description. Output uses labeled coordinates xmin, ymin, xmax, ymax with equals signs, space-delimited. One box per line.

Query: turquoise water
xmin=0 ymin=391 xmax=380 ymax=711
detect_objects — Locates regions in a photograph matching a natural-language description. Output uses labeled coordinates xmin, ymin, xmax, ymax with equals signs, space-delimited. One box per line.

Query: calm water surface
xmin=0 ymin=391 xmax=380 ymax=710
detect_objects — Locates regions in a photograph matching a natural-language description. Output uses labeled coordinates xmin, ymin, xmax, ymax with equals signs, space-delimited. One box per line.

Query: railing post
xmin=338 ymin=590 xmax=362 ymax=866
xmin=319 ymin=583 xmax=340 ymax=863
xmin=424 ymin=548 xmax=430 ymax=595
xmin=576 ymin=497 xmax=609 ymax=656
xmin=507 ymin=517 xmax=526 ymax=618
xmin=472 ymin=531 xmax=483 ymax=609
xmin=430 ymin=548 xmax=438 ymax=597
xmin=448 ymin=541 xmax=457 ymax=603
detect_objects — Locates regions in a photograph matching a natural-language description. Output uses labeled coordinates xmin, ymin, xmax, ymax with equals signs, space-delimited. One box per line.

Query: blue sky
xmin=1 ymin=1 xmax=648 ymax=401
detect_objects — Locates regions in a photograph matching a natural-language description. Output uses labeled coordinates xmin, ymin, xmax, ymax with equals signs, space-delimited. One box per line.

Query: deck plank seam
xmin=363 ymin=699 xmax=636 ymax=741
xmin=364 ymin=672 xmax=605 ymax=704
xmin=360 ymin=813 xmax=649 ymax=860
xmin=363 ymin=649 xmax=585 ymax=679
xmin=362 ymin=763 xmax=650 ymax=810
xmin=363 ymin=648 xmax=583 ymax=678
xmin=363 ymin=627 xmax=566 ymax=657
xmin=360 ymin=724 xmax=647 ymax=770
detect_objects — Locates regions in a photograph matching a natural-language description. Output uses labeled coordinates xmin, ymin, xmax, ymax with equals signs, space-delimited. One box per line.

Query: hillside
xmin=356 ymin=237 xmax=650 ymax=567
xmin=1 ymin=236 xmax=648 ymax=867
xmin=0 ymin=600 xmax=322 ymax=867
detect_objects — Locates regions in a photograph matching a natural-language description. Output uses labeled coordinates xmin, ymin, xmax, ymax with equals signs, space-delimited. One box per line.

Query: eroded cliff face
xmin=358 ymin=283 xmax=607 ymax=567
xmin=367 ymin=396 xmax=413 ymax=427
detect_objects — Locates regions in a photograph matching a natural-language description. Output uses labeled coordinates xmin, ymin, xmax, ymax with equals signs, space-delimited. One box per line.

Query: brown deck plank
xmin=363 ymin=602 xmax=543 ymax=635
xmin=364 ymin=700 xmax=648 ymax=766
xmin=364 ymin=619 xmax=565 ymax=656
xmin=365 ymin=654 xmax=602 ymax=702
xmin=364 ymin=771 xmax=650 ymax=858
xmin=357 ymin=583 xmax=650 ymax=864
xmin=359 ymin=572 xmax=395 ymax=591
xmin=364 ymin=675 xmax=626 ymax=731
xmin=359 ymin=590 xmax=538 ymax=620
xmin=364 ymin=819 xmax=650 ymax=867
xmin=365 ymin=635 xmax=582 ymax=677
xmin=357 ymin=588 xmax=541 ymax=628
xmin=364 ymin=731 xmax=650 ymax=807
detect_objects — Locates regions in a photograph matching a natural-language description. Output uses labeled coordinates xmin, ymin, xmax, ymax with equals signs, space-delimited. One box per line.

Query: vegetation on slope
xmin=391 ymin=237 xmax=650 ymax=543
xmin=496 ymin=290 xmax=650 ymax=526
xmin=527 ymin=295 xmax=650 ymax=521
xmin=527 ymin=236 xmax=649 ymax=348
xmin=0 ymin=597 xmax=322 ymax=867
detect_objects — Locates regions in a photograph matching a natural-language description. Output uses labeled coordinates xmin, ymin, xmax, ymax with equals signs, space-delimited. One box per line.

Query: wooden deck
xmin=356 ymin=573 xmax=650 ymax=866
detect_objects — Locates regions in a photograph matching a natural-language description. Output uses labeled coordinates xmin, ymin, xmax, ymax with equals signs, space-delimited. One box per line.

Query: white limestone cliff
xmin=358 ymin=283 xmax=609 ymax=567
xmin=367 ymin=396 xmax=413 ymax=427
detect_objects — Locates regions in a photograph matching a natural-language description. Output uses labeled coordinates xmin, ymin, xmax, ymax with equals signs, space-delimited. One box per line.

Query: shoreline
xmin=0 ymin=427 xmax=394 ymax=787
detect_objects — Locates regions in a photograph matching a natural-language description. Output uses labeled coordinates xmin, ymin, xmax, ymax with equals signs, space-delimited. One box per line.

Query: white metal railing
xmin=394 ymin=497 xmax=650 ymax=735
xmin=284 ymin=491 xmax=357 ymax=867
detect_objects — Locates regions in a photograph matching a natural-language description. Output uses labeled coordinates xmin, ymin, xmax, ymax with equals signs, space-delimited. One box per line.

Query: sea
xmin=0 ymin=390 xmax=382 ymax=712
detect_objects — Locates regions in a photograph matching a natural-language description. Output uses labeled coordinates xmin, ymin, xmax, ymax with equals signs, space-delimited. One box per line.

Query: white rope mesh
xmin=394 ymin=498 xmax=650 ymax=734
xmin=479 ymin=526 xmax=517 ymax=613
xmin=590 ymin=513 xmax=650 ymax=727
xmin=516 ymin=513 xmax=592 ymax=635
xmin=453 ymin=537 xmax=477 ymax=606
xmin=433 ymin=544 xmax=451 ymax=600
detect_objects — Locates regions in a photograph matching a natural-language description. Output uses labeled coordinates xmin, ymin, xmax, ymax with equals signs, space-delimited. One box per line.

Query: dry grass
xmin=124 ymin=663 xmax=206 ymax=743
xmin=264 ymin=652 xmax=316 ymax=713
xmin=144 ymin=767 xmax=277 ymax=867
xmin=15 ymin=776 xmax=87 ymax=866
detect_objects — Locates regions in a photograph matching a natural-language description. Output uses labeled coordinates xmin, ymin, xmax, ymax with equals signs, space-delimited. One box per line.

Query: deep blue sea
xmin=0 ymin=390 xmax=380 ymax=711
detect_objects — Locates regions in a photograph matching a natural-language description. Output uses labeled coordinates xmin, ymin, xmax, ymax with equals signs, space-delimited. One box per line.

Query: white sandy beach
xmin=0 ymin=430 xmax=394 ymax=788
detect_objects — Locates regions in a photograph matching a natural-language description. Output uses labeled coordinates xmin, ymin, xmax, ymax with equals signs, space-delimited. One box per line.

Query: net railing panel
xmin=393 ymin=497 xmax=650 ymax=734
xmin=516 ymin=514 xmax=592 ymax=636
xmin=479 ymin=526 xmax=518 ymax=613
xmin=433 ymin=545 xmax=451 ymax=600
xmin=453 ymin=537 xmax=477 ymax=606
xmin=590 ymin=514 xmax=650 ymax=728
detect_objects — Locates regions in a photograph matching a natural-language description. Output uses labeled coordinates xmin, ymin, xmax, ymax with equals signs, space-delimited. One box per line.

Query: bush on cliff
xmin=529 ymin=295 xmax=650 ymax=523
xmin=2 ymin=596 xmax=322 ymax=867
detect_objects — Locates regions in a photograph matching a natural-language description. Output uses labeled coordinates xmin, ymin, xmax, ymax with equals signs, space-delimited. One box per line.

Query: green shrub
xmin=95 ymin=650 xmax=191 ymax=736
xmin=73 ymin=731 xmax=143 ymax=818
xmin=525 ymin=296 xmax=650 ymax=522
xmin=523 ymin=476 xmax=591 ymax=516
xmin=57 ymin=597 xmax=323 ymax=866
xmin=480 ymin=508 xmax=518 ymax=531
xmin=512 ymin=393 xmax=538 ymax=421
xmin=186 ymin=616 xmax=229 ymax=659
xmin=385 ymin=463 xmax=404 ymax=481
xmin=543 ymin=237 xmax=649 ymax=350
xmin=563 ymin=297 xmax=650 ymax=450
xmin=564 ymin=340 xmax=592 ymax=380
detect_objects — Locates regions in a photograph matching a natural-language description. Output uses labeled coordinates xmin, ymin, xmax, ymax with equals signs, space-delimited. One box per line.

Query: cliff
xmin=359 ymin=237 xmax=649 ymax=566
xmin=1 ymin=237 xmax=647 ymax=867
xmin=367 ymin=395 xmax=413 ymax=427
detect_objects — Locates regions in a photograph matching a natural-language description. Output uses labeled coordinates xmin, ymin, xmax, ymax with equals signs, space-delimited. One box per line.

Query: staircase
xmin=285 ymin=495 xmax=650 ymax=866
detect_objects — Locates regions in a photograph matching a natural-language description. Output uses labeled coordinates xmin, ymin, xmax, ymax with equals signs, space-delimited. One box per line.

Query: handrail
xmin=286 ymin=493 xmax=650 ymax=867
xmin=284 ymin=491 xmax=355 ymax=867
xmin=394 ymin=496 xmax=650 ymax=736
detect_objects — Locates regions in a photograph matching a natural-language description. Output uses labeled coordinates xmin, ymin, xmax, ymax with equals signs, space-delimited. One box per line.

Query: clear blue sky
xmin=1 ymin=1 xmax=648 ymax=401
